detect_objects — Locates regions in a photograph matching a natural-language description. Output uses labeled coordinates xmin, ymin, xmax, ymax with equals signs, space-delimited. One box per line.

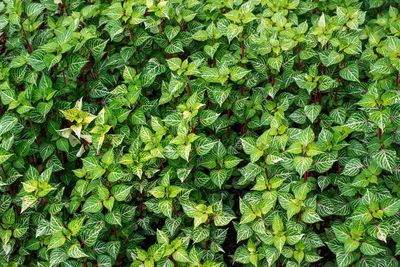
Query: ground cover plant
xmin=1 ymin=0 xmax=400 ymax=266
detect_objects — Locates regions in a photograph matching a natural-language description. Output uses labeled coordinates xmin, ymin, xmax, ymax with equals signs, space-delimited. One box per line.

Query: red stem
xmin=82 ymin=66 xmax=89 ymax=102
xmin=297 ymin=44 xmax=302 ymax=71
xmin=1 ymin=165 xmax=7 ymax=179
xmin=272 ymin=74 xmax=275 ymax=87
xmin=241 ymin=32 xmax=244 ymax=67
xmin=227 ymin=95 xmax=230 ymax=138
xmin=2 ymin=165 xmax=13 ymax=197
xmin=159 ymin=158 xmax=164 ymax=169
xmin=139 ymin=193 xmax=143 ymax=218
xmin=173 ymin=202 xmax=179 ymax=217
xmin=21 ymin=26 xmax=32 ymax=53
xmin=128 ymin=28 xmax=134 ymax=41
xmin=187 ymin=82 xmax=191 ymax=96
xmin=28 ymin=118 xmax=40 ymax=147
xmin=62 ymin=0 xmax=69 ymax=16
xmin=62 ymin=71 xmax=67 ymax=86
xmin=314 ymin=88 xmax=317 ymax=104
xmin=169 ymin=256 xmax=177 ymax=267
xmin=87 ymin=64 xmax=95 ymax=79
xmin=263 ymin=155 xmax=268 ymax=178
xmin=113 ymin=226 xmax=117 ymax=238
xmin=334 ymin=86 xmax=338 ymax=103
xmin=82 ymin=66 xmax=86 ymax=90
xmin=117 ymin=254 xmax=121 ymax=267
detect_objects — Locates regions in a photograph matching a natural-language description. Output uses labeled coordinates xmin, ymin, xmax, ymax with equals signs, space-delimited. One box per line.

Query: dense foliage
xmin=1 ymin=0 xmax=400 ymax=266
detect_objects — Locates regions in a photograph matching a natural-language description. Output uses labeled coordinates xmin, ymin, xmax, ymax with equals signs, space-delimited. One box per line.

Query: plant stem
xmin=263 ymin=155 xmax=268 ymax=178
xmin=28 ymin=118 xmax=40 ymax=147
xmin=272 ymin=74 xmax=275 ymax=87
xmin=159 ymin=158 xmax=164 ymax=169
xmin=241 ymin=31 xmax=245 ymax=67
xmin=62 ymin=0 xmax=69 ymax=16
xmin=298 ymin=43 xmax=302 ymax=71
xmin=21 ymin=25 xmax=32 ymax=53
xmin=62 ymin=70 xmax=67 ymax=86
xmin=186 ymin=81 xmax=191 ymax=96
xmin=173 ymin=201 xmax=179 ymax=217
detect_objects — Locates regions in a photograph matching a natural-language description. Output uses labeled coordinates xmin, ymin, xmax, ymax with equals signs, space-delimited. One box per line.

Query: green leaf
xmin=173 ymin=247 xmax=190 ymax=263
xmin=335 ymin=249 xmax=357 ymax=267
xmin=82 ymin=195 xmax=103 ymax=213
xmin=105 ymin=209 xmax=122 ymax=226
xmin=68 ymin=217 xmax=85 ymax=236
xmin=167 ymin=58 xmax=182 ymax=71
xmin=304 ymin=104 xmax=322 ymax=123
xmin=226 ymin=24 xmax=243 ymax=43
xmin=159 ymin=199 xmax=173 ymax=218
xmin=0 ymin=149 xmax=13 ymax=164
xmin=230 ymin=66 xmax=251 ymax=82
xmin=150 ymin=186 xmax=165 ymax=199
xmin=319 ymin=50 xmax=344 ymax=67
xmin=349 ymin=205 xmax=373 ymax=223
xmin=342 ymin=158 xmax=365 ymax=176
xmin=123 ymin=66 xmax=136 ymax=81
xmin=68 ymin=243 xmax=88 ymax=258
xmin=0 ymin=115 xmax=18 ymax=137
xmin=272 ymin=213 xmax=284 ymax=232
xmin=213 ymin=211 xmax=235 ymax=226
xmin=49 ymin=247 xmax=68 ymax=267
xmin=200 ymin=110 xmax=220 ymax=126
xmin=236 ymin=224 xmax=253 ymax=242
xmin=165 ymin=26 xmax=180 ymax=42
xmin=210 ymin=169 xmax=228 ymax=188
xmin=329 ymin=107 xmax=347 ymax=124
xmin=299 ymin=126 xmax=314 ymax=146
xmin=2 ymin=208 xmax=15 ymax=225
xmin=293 ymin=156 xmax=312 ymax=176
xmin=21 ymin=195 xmax=37 ymax=213
xmin=360 ymin=237 xmax=385 ymax=256
xmin=268 ymin=55 xmax=283 ymax=71
xmin=140 ymin=127 xmax=153 ymax=143
xmin=372 ymin=148 xmax=396 ymax=172
xmin=380 ymin=198 xmax=400 ymax=216
xmin=301 ymin=209 xmax=323 ymax=224
xmin=369 ymin=109 xmax=390 ymax=131
xmin=340 ymin=64 xmax=359 ymax=82
xmin=233 ymin=246 xmax=250 ymax=264
xmin=48 ymin=232 xmax=66 ymax=250
xmin=111 ymin=185 xmax=132 ymax=201
xmin=224 ymin=155 xmax=242 ymax=169
xmin=367 ymin=222 xmax=389 ymax=242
